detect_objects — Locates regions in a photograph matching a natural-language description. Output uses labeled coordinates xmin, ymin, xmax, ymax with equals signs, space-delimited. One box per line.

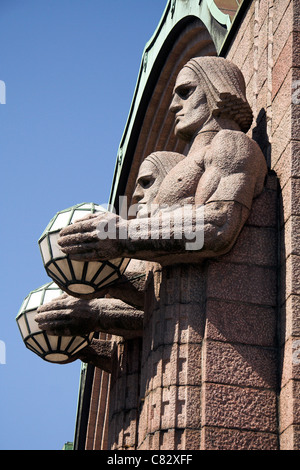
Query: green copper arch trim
xmin=108 ymin=0 xmax=235 ymax=207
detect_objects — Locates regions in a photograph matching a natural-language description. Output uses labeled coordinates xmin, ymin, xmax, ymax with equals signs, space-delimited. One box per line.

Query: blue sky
xmin=0 ymin=0 xmax=166 ymax=450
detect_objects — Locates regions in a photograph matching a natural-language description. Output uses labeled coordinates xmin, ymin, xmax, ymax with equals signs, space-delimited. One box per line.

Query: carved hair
xmin=184 ymin=56 xmax=253 ymax=133
xmin=144 ymin=151 xmax=185 ymax=178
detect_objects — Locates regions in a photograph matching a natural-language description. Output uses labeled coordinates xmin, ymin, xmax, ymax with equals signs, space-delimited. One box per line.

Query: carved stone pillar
xmin=201 ymin=173 xmax=279 ymax=450
xmin=108 ymin=337 xmax=142 ymax=450
xmin=138 ymin=262 xmax=206 ymax=449
xmin=137 ymin=173 xmax=279 ymax=451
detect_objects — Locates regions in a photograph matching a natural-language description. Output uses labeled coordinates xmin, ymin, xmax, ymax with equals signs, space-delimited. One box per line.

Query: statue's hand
xmin=57 ymin=212 xmax=127 ymax=261
xmin=35 ymin=293 xmax=99 ymax=336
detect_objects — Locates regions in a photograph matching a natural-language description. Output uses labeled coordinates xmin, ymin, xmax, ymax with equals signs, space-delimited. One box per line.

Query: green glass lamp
xmin=16 ymin=282 xmax=93 ymax=363
xmin=38 ymin=203 xmax=129 ymax=297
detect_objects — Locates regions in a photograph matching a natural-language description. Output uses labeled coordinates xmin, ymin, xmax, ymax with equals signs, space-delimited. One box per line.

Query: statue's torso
xmin=154 ymin=129 xmax=267 ymax=211
xmin=155 ymin=146 xmax=207 ymax=207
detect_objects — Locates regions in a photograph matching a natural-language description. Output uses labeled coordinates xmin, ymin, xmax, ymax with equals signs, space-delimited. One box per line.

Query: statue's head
xmin=170 ymin=56 xmax=253 ymax=141
xmin=132 ymin=151 xmax=184 ymax=218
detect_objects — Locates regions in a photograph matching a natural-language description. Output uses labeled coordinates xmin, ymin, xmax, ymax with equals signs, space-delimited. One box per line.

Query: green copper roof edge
xmin=73 ymin=362 xmax=95 ymax=450
xmin=108 ymin=0 xmax=232 ymax=208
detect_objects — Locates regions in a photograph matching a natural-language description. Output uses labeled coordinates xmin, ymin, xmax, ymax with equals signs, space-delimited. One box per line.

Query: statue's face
xmin=131 ymin=159 xmax=162 ymax=219
xmin=170 ymin=67 xmax=210 ymax=141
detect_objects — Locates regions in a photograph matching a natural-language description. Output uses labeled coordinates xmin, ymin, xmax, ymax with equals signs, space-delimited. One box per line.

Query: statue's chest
xmin=157 ymin=154 xmax=205 ymax=206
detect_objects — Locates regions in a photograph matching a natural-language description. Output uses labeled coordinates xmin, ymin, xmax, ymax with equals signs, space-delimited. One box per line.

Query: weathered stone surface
xmin=206 ymin=262 xmax=277 ymax=306
xmin=280 ymin=380 xmax=300 ymax=434
xmin=203 ymin=340 xmax=277 ymax=389
xmin=280 ymin=425 xmax=300 ymax=451
xmin=206 ymin=299 xmax=276 ymax=347
xmin=203 ymin=383 xmax=277 ymax=433
xmin=201 ymin=427 xmax=278 ymax=451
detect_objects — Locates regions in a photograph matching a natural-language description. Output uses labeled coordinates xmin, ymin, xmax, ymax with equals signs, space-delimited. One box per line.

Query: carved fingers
xmin=35 ymin=294 xmax=98 ymax=336
xmin=58 ymin=212 xmax=126 ymax=261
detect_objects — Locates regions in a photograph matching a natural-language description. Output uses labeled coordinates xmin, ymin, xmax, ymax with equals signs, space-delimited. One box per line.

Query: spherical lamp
xmin=38 ymin=203 xmax=129 ymax=297
xmin=16 ymin=282 xmax=93 ymax=363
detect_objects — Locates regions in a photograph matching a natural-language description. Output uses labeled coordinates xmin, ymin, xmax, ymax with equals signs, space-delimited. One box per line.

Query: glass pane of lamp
xmin=38 ymin=203 xmax=129 ymax=297
xmin=16 ymin=282 xmax=94 ymax=364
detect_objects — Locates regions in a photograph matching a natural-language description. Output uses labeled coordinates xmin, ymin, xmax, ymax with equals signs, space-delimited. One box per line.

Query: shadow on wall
xmin=252 ymin=108 xmax=271 ymax=168
xmin=253 ymin=105 xmax=287 ymax=444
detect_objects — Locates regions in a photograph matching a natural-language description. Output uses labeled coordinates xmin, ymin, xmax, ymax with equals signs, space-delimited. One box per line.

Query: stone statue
xmin=35 ymin=151 xmax=185 ymax=364
xmin=56 ymin=57 xmax=267 ymax=265
xmin=36 ymin=57 xmax=268 ymax=450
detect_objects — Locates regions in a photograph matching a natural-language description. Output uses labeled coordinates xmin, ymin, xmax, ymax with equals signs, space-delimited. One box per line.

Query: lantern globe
xmin=16 ymin=282 xmax=94 ymax=364
xmin=38 ymin=203 xmax=129 ymax=297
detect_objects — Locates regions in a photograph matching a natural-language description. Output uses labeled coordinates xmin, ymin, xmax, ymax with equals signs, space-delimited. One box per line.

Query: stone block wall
xmin=226 ymin=0 xmax=300 ymax=450
xmin=201 ymin=173 xmax=279 ymax=449
xmin=108 ymin=338 xmax=142 ymax=450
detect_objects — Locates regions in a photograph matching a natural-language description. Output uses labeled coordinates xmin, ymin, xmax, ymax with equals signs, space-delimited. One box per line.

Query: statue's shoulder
xmin=210 ymin=129 xmax=266 ymax=172
xmin=208 ymin=129 xmax=267 ymax=198
xmin=211 ymin=129 xmax=258 ymax=151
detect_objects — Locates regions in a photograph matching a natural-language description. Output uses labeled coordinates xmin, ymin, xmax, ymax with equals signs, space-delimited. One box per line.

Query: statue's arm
xmin=35 ymin=294 xmax=144 ymax=339
xmin=189 ymin=130 xmax=267 ymax=256
xmin=57 ymin=131 xmax=267 ymax=262
xmin=118 ymin=131 xmax=267 ymax=259
xmin=90 ymin=297 xmax=144 ymax=339
xmin=195 ymin=130 xmax=267 ymax=209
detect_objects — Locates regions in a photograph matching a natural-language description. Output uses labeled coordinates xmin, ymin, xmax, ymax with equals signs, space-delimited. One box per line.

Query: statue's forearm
xmin=90 ymin=298 xmax=144 ymax=339
xmin=116 ymin=202 xmax=249 ymax=263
